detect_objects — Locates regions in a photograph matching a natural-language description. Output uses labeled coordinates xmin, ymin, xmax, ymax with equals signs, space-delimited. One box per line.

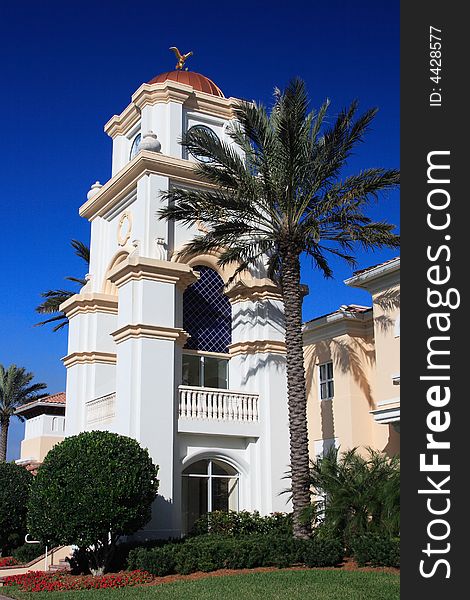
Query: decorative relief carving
xmin=117 ymin=211 xmax=132 ymax=246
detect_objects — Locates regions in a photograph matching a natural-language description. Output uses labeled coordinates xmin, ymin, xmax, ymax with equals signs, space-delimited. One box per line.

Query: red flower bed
xmin=0 ymin=557 xmax=19 ymax=567
xmin=2 ymin=569 xmax=154 ymax=592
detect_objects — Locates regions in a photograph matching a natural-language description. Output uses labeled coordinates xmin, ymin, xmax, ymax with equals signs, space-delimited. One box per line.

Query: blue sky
xmin=0 ymin=0 xmax=399 ymax=460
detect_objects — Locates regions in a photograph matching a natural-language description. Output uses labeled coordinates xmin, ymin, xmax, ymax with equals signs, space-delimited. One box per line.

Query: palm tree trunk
xmin=0 ymin=418 xmax=9 ymax=462
xmin=280 ymin=249 xmax=311 ymax=539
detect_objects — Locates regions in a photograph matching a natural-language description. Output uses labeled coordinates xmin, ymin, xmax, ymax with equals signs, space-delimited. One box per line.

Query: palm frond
xmin=35 ymin=240 xmax=90 ymax=331
xmin=71 ymin=239 xmax=90 ymax=264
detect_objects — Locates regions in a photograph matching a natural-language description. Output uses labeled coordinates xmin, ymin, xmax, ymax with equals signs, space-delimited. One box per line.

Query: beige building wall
xmin=304 ymin=258 xmax=400 ymax=459
xmin=346 ymin=258 xmax=400 ymax=456
xmin=20 ymin=435 xmax=64 ymax=463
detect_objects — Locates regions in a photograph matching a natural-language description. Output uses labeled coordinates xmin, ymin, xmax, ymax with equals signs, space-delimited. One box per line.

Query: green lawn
xmin=1 ymin=569 xmax=399 ymax=600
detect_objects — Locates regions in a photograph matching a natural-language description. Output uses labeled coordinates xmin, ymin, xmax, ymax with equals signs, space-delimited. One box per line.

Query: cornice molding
xmin=345 ymin=258 xmax=400 ymax=292
xmin=111 ymin=323 xmax=189 ymax=345
xmin=229 ymin=339 xmax=287 ymax=357
xmin=303 ymin=313 xmax=374 ymax=345
xmin=79 ymin=151 xmax=214 ymax=220
xmin=108 ymin=255 xmax=198 ymax=290
xmin=62 ymin=351 xmax=117 ymax=368
xmin=225 ymin=278 xmax=283 ymax=304
xmin=60 ymin=293 xmax=118 ymax=318
xmin=104 ymin=80 xmax=240 ymax=139
xmin=370 ymin=405 xmax=401 ymax=424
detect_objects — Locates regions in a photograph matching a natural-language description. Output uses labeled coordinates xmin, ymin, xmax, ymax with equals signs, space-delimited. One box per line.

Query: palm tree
xmin=158 ymin=78 xmax=399 ymax=538
xmin=35 ymin=240 xmax=90 ymax=331
xmin=308 ymin=447 xmax=400 ymax=542
xmin=0 ymin=364 xmax=48 ymax=461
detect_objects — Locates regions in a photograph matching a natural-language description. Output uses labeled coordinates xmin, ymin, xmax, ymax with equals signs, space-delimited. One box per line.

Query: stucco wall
xmin=304 ymin=326 xmax=387 ymax=457
xmin=20 ymin=435 xmax=64 ymax=463
xmin=371 ymin=282 xmax=400 ymax=406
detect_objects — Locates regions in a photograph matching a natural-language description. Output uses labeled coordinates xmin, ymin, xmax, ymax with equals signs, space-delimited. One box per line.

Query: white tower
xmin=61 ymin=64 xmax=291 ymax=538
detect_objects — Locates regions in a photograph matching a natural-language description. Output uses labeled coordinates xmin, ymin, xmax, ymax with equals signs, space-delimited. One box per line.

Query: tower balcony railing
xmin=178 ymin=385 xmax=259 ymax=423
xmin=86 ymin=392 xmax=116 ymax=427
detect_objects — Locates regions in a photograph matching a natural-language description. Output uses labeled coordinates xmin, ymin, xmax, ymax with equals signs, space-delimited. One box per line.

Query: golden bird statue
xmin=169 ymin=47 xmax=193 ymax=70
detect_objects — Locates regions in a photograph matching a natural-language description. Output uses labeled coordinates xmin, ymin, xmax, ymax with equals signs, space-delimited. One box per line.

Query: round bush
xmin=27 ymin=431 xmax=159 ymax=573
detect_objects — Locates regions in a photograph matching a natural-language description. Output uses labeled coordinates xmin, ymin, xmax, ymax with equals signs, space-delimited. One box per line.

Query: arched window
xmin=183 ymin=266 xmax=231 ymax=353
xmin=182 ymin=266 xmax=231 ymax=389
xmin=185 ymin=125 xmax=218 ymax=162
xmin=129 ymin=133 xmax=141 ymax=160
xmin=182 ymin=459 xmax=239 ymax=533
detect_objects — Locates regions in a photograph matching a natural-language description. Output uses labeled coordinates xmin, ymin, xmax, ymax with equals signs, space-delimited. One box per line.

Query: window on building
xmin=183 ymin=265 xmax=231 ymax=353
xmin=319 ymin=361 xmax=334 ymax=400
xmin=129 ymin=133 xmax=141 ymax=159
xmin=182 ymin=265 xmax=231 ymax=389
xmin=185 ymin=125 xmax=218 ymax=162
xmin=182 ymin=459 xmax=239 ymax=533
xmin=182 ymin=353 xmax=228 ymax=389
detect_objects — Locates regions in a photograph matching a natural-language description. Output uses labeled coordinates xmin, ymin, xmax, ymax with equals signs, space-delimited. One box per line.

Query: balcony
xmin=178 ymin=386 xmax=260 ymax=437
xmin=86 ymin=393 xmax=116 ymax=427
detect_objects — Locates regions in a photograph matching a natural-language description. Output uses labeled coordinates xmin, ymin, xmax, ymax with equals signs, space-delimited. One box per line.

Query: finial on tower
xmin=169 ymin=46 xmax=193 ymax=70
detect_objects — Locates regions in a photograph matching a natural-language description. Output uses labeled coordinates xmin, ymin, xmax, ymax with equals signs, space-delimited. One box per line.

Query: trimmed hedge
xmin=128 ymin=534 xmax=343 ymax=576
xmin=350 ymin=533 xmax=400 ymax=568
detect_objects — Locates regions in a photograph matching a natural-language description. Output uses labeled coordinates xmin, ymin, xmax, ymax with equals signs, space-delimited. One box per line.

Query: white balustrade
xmin=179 ymin=386 xmax=259 ymax=422
xmin=86 ymin=393 xmax=116 ymax=426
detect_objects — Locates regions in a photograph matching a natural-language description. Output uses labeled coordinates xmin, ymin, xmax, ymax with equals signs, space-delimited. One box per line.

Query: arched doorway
xmin=182 ymin=458 xmax=239 ymax=533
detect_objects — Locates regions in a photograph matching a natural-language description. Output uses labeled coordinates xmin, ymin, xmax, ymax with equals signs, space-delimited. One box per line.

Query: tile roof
xmin=338 ymin=304 xmax=371 ymax=313
xmin=15 ymin=392 xmax=66 ymax=415
xmin=40 ymin=392 xmax=66 ymax=404
xmin=352 ymin=257 xmax=400 ymax=276
xmin=304 ymin=304 xmax=372 ymax=325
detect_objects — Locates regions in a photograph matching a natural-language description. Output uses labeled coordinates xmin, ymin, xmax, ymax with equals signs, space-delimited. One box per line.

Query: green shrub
xmin=11 ymin=542 xmax=46 ymax=564
xmin=350 ymin=533 xmax=400 ymax=567
xmin=175 ymin=540 xmax=224 ymax=574
xmin=27 ymin=431 xmax=159 ymax=574
xmin=0 ymin=462 xmax=33 ymax=555
xmin=309 ymin=448 xmax=400 ymax=544
xmin=128 ymin=544 xmax=178 ymax=576
xmin=105 ymin=538 xmax=181 ymax=574
xmin=300 ymin=537 xmax=343 ymax=567
xmin=222 ymin=537 xmax=267 ymax=569
xmin=190 ymin=510 xmax=292 ymax=537
xmin=128 ymin=533 xmax=343 ymax=575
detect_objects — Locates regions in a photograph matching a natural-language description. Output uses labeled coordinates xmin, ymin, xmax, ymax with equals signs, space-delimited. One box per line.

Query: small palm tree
xmin=35 ymin=240 xmax=90 ymax=331
xmin=309 ymin=447 xmax=400 ymax=542
xmin=159 ymin=78 xmax=399 ymax=538
xmin=0 ymin=365 xmax=48 ymax=462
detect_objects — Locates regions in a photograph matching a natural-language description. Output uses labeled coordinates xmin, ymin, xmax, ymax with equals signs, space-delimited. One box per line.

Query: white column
xmin=227 ymin=282 xmax=292 ymax=515
xmin=166 ymin=101 xmax=184 ymax=159
xmin=61 ymin=294 xmax=118 ymax=436
xmin=109 ymin=256 xmax=197 ymax=537
xmin=135 ymin=174 xmax=169 ymax=259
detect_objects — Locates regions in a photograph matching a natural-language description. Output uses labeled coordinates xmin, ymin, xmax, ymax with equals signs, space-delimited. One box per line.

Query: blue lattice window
xmin=183 ymin=266 xmax=232 ymax=353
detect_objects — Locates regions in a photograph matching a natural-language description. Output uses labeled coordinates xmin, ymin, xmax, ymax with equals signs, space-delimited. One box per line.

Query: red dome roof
xmin=148 ymin=70 xmax=224 ymax=97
